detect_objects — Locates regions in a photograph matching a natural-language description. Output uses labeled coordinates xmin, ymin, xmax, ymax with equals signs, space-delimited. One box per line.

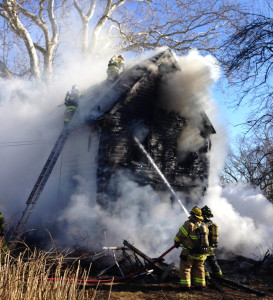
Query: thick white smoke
xmin=0 ymin=53 xmax=114 ymax=229
xmin=56 ymin=50 xmax=273 ymax=261
xmin=0 ymin=48 xmax=272 ymax=264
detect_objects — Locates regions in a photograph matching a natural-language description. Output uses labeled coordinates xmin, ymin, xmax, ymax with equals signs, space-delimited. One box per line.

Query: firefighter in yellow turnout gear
xmin=174 ymin=206 xmax=209 ymax=290
xmin=0 ymin=212 xmax=8 ymax=252
xmin=64 ymin=84 xmax=81 ymax=126
xmin=201 ymin=205 xmax=222 ymax=278
xmin=107 ymin=55 xmax=125 ymax=81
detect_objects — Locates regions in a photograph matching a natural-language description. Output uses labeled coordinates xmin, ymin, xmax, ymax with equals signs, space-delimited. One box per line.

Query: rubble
xmin=15 ymin=239 xmax=272 ymax=297
xmin=91 ymin=240 xmax=179 ymax=283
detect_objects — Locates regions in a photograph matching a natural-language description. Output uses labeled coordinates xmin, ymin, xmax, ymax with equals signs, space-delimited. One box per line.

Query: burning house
xmin=5 ymin=50 xmax=273 ymax=297
xmin=60 ymin=48 xmax=216 ymax=208
xmin=12 ymin=49 xmax=216 ymax=244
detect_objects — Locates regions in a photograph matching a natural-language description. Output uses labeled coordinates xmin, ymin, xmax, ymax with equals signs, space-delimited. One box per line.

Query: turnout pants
xmin=180 ymin=254 xmax=206 ymax=287
xmin=107 ymin=65 xmax=120 ymax=81
xmin=64 ymin=106 xmax=77 ymax=123
xmin=205 ymin=254 xmax=222 ymax=277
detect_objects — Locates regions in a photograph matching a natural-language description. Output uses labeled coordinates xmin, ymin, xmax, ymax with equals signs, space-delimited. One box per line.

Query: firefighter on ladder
xmin=0 ymin=212 xmax=8 ymax=252
xmin=107 ymin=54 xmax=125 ymax=81
xmin=201 ymin=205 xmax=222 ymax=279
xmin=174 ymin=206 xmax=209 ymax=291
xmin=64 ymin=84 xmax=81 ymax=126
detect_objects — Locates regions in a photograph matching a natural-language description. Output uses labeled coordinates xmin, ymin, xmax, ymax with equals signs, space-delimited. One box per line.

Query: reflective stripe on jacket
xmin=174 ymin=219 xmax=208 ymax=260
xmin=107 ymin=58 xmax=124 ymax=71
xmin=65 ymin=92 xmax=81 ymax=107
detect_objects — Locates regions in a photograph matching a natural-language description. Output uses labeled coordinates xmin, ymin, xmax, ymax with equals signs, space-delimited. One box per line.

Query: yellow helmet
xmin=190 ymin=206 xmax=203 ymax=220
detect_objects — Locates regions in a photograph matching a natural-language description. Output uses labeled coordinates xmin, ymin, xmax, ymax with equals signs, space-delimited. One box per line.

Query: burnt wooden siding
xmin=61 ymin=49 xmax=216 ymax=208
xmin=96 ymin=61 xmax=213 ymax=207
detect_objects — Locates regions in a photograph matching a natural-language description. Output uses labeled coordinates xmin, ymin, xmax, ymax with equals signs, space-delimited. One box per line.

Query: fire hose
xmin=20 ymin=245 xmax=176 ymax=284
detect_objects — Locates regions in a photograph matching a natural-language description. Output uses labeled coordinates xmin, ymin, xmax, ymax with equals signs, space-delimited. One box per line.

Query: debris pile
xmin=218 ymin=251 xmax=273 ymax=277
xmin=72 ymin=241 xmax=269 ymax=297
xmin=90 ymin=240 xmax=179 ymax=283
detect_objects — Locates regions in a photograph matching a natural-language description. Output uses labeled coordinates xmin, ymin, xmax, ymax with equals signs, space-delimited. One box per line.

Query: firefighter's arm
xmin=64 ymin=92 xmax=70 ymax=104
xmin=120 ymin=61 xmax=125 ymax=71
xmin=174 ymin=222 xmax=195 ymax=249
xmin=174 ymin=230 xmax=181 ymax=247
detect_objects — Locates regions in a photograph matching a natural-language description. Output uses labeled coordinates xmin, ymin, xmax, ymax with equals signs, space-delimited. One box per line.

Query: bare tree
xmin=220 ymin=4 xmax=273 ymax=132
xmin=0 ymin=60 xmax=11 ymax=79
xmin=0 ymin=0 xmax=247 ymax=82
xmin=118 ymin=0 xmax=245 ymax=56
xmin=73 ymin=0 xmax=96 ymax=56
xmin=0 ymin=0 xmax=59 ymax=81
xmin=220 ymin=133 xmax=273 ymax=203
xmin=73 ymin=0 xmax=246 ymax=57
xmin=73 ymin=0 xmax=128 ymax=56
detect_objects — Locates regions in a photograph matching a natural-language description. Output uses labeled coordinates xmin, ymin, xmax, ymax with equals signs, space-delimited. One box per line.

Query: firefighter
xmin=107 ymin=54 xmax=125 ymax=81
xmin=201 ymin=205 xmax=222 ymax=279
xmin=174 ymin=206 xmax=209 ymax=290
xmin=64 ymin=84 xmax=81 ymax=126
xmin=0 ymin=212 xmax=8 ymax=252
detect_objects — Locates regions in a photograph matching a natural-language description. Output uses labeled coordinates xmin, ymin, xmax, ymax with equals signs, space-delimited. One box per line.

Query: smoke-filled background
xmin=0 ymin=49 xmax=272 ymax=264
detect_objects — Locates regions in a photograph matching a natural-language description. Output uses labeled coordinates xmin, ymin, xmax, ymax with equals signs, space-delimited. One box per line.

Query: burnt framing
xmin=87 ymin=49 xmax=216 ymax=208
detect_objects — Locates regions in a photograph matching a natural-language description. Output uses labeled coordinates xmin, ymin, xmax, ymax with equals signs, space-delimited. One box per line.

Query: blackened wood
xmin=123 ymin=240 xmax=166 ymax=272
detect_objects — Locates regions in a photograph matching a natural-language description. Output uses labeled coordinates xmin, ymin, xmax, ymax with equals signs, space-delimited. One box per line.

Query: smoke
xmin=201 ymin=183 xmax=273 ymax=259
xmin=56 ymin=49 xmax=273 ymax=261
xmin=160 ymin=50 xmax=219 ymax=125
xmin=1 ymin=46 xmax=272 ymax=264
xmin=58 ymin=170 xmax=188 ymax=260
xmin=0 ymin=50 xmax=116 ymax=228
xmin=200 ymin=95 xmax=273 ymax=259
xmin=177 ymin=124 xmax=205 ymax=154
xmin=0 ymin=79 xmax=62 ymax=217
xmin=158 ymin=50 xmax=220 ymax=161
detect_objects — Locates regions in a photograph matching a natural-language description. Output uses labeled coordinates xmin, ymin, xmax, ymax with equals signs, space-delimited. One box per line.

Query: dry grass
xmin=0 ymin=248 xmax=96 ymax=300
xmin=0 ymin=248 xmax=271 ymax=300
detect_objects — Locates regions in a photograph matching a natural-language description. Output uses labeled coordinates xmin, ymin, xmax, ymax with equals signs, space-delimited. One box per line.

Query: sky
xmin=212 ymin=81 xmax=247 ymax=142
xmin=211 ymin=0 xmax=272 ymax=143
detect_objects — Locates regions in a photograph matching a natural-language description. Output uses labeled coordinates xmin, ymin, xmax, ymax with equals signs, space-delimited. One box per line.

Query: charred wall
xmin=96 ymin=63 xmax=213 ymax=207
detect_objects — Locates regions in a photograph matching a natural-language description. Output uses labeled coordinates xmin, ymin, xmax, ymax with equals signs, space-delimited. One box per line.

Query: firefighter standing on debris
xmin=0 ymin=212 xmax=8 ymax=252
xmin=107 ymin=55 xmax=125 ymax=81
xmin=64 ymin=84 xmax=81 ymax=126
xmin=201 ymin=205 xmax=222 ymax=279
xmin=174 ymin=206 xmax=209 ymax=290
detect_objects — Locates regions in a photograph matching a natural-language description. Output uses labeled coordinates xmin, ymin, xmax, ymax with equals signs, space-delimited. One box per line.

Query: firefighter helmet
xmin=201 ymin=205 xmax=214 ymax=218
xmin=190 ymin=206 xmax=203 ymax=220
xmin=118 ymin=54 xmax=124 ymax=60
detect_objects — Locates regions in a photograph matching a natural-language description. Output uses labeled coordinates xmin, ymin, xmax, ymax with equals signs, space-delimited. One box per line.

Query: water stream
xmin=133 ymin=136 xmax=189 ymax=216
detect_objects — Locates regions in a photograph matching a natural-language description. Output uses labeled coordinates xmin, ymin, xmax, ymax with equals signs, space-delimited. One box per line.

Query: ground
xmin=85 ymin=280 xmax=273 ymax=300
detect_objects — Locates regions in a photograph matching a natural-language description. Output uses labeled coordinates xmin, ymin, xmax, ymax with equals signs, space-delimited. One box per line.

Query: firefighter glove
xmin=174 ymin=242 xmax=180 ymax=248
xmin=191 ymin=246 xmax=210 ymax=254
